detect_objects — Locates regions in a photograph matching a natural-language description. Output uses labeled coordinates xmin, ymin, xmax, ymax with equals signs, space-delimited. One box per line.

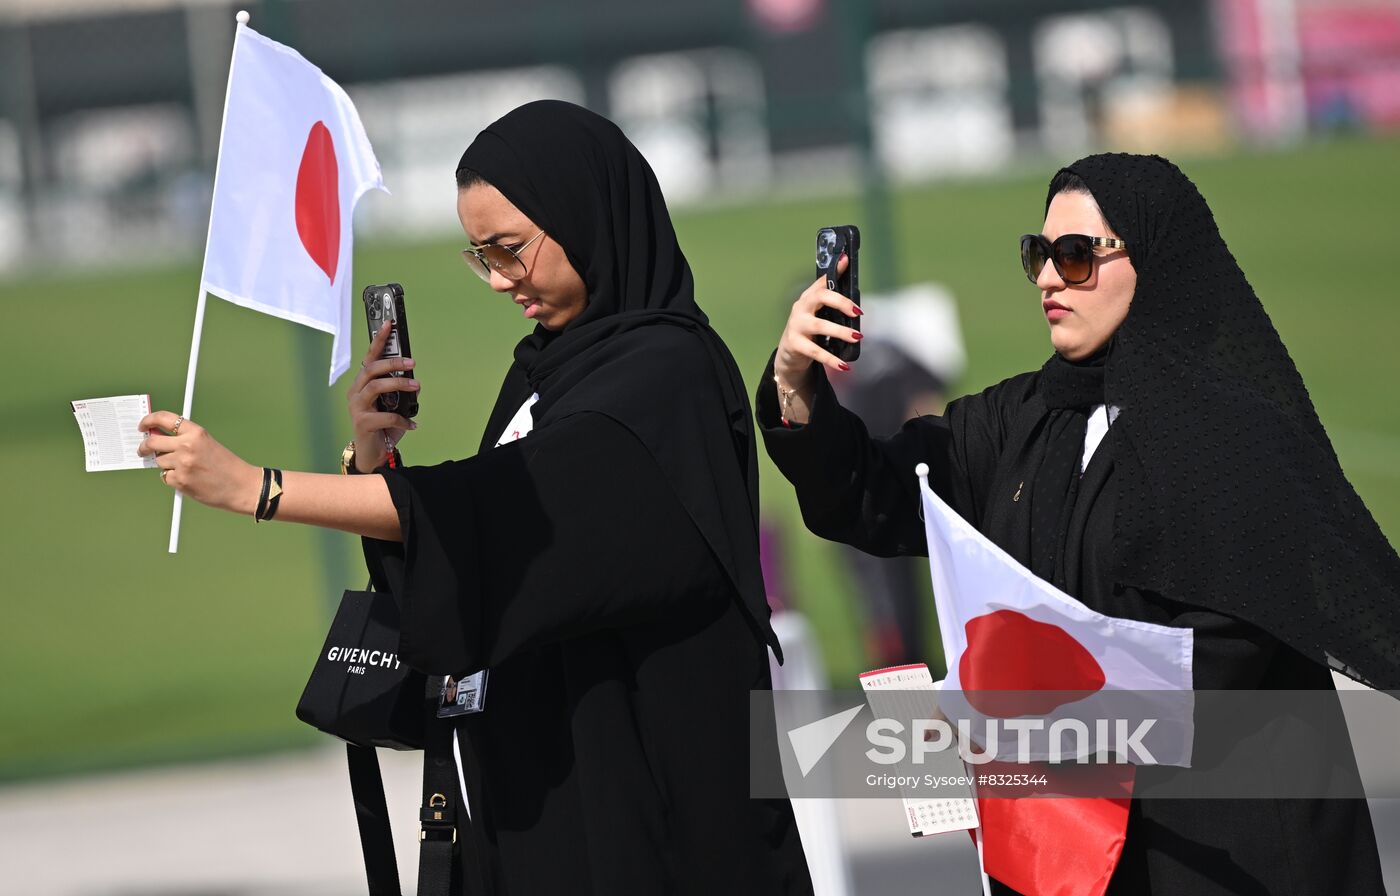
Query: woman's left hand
xmin=137 ymin=411 xmax=262 ymax=515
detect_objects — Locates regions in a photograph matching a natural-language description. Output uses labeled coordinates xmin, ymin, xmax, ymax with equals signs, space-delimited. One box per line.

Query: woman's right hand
xmin=773 ymin=253 xmax=862 ymax=390
xmin=346 ymin=321 xmax=420 ymax=472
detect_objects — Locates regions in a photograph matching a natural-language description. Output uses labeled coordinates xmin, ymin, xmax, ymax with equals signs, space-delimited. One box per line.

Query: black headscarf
xmin=1061 ymin=152 xmax=1400 ymax=688
xmin=456 ymin=100 xmax=782 ymax=660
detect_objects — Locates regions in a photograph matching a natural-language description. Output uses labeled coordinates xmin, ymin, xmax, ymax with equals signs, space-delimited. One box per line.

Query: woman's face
xmin=457 ymin=182 xmax=589 ymax=331
xmin=1037 ymin=190 xmax=1136 ymax=360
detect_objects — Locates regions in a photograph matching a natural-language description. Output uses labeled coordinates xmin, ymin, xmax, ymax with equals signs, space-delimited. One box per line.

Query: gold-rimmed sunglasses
xmin=461 ymin=229 xmax=546 ymax=283
xmin=1020 ymin=233 xmax=1128 ymax=285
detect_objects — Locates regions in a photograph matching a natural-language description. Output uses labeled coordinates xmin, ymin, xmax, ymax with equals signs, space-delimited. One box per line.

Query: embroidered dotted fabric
xmin=1063 ymin=153 xmax=1400 ymax=688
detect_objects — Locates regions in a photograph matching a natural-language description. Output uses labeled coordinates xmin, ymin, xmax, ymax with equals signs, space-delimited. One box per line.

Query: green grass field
xmin=4 ymin=135 xmax=1398 ymax=782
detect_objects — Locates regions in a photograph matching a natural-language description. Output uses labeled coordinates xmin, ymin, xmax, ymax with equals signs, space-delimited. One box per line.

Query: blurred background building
xmin=2 ymin=0 xmax=1397 ymax=273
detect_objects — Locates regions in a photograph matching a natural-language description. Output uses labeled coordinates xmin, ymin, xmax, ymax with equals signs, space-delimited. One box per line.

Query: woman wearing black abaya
xmin=758 ymin=153 xmax=1397 ymax=893
xmin=139 ymin=101 xmax=812 ymax=895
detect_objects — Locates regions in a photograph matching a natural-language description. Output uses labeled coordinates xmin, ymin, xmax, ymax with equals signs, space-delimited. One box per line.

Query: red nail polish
xmin=852 ymin=331 xmax=863 ymax=340
xmin=838 ymin=362 xmax=851 ymax=372
xmin=852 ymin=306 xmax=863 ymax=316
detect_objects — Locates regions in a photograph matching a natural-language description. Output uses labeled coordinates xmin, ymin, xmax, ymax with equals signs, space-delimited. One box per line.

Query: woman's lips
xmin=516 ymin=297 xmax=541 ymax=319
xmin=1043 ymin=299 xmax=1071 ymax=322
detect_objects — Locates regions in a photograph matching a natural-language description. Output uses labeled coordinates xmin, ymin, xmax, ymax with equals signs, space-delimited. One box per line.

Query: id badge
xmin=437 ymin=669 xmax=488 ymax=718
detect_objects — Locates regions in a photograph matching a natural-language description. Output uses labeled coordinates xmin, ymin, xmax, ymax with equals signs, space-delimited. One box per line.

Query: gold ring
xmin=160 ymin=469 xmax=169 ymax=484
xmin=172 ymin=417 xmax=184 ymax=436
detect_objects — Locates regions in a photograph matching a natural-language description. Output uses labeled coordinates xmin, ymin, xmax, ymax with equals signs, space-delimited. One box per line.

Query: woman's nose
xmin=1036 ymin=259 xmax=1066 ymax=292
xmin=488 ymin=267 xmax=517 ymax=292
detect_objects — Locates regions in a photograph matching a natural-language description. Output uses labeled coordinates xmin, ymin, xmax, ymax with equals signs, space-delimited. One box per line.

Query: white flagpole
xmin=168 ymin=9 xmax=250 ymax=554
xmin=168 ymin=289 xmax=209 ymax=552
xmin=975 ymin=825 xmax=993 ymax=896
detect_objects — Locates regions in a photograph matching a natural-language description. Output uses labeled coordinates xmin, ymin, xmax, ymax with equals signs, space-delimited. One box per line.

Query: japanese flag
xmin=200 ymin=23 xmax=386 ymax=384
xmin=916 ymin=465 xmax=1194 ymax=896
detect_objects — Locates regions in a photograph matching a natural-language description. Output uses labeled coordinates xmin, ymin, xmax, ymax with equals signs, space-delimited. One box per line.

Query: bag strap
xmin=347 ymin=743 xmax=403 ymax=896
xmin=344 ymin=579 xmax=404 ymax=896
xmin=418 ymin=680 xmax=460 ymax=896
xmin=342 ymin=692 xmax=464 ymax=896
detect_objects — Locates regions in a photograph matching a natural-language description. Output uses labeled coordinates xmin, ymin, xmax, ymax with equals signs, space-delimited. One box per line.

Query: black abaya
xmin=756 ymin=358 xmax=1386 ymax=894
xmin=358 ymin=99 xmax=811 ymax=895
xmin=367 ymin=411 xmax=811 ymax=895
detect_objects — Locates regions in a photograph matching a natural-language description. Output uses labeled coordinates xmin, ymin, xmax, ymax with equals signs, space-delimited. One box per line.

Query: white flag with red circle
xmin=916 ymin=465 xmax=1194 ymax=896
xmin=200 ymin=23 xmax=386 ymax=384
xmin=917 ymin=466 xmax=1194 ymax=765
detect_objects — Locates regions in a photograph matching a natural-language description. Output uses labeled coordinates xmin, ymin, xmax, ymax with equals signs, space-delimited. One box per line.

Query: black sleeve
xmin=756 ymin=351 xmax=1026 ymax=557
xmin=361 ymin=412 xmax=727 ymax=676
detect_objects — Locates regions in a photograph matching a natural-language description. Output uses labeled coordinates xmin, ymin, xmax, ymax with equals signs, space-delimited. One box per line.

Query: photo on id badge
xmin=438 ymin=670 xmax=488 ymax=718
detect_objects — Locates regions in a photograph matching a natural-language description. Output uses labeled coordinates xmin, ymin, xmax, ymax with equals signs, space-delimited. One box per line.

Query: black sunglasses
xmin=1020 ymin=233 xmax=1128 ymax=285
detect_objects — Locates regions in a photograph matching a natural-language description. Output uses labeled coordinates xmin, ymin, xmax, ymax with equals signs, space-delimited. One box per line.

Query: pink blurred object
xmin=1298 ymin=5 xmax=1400 ymax=127
xmin=1217 ymin=0 xmax=1400 ymax=134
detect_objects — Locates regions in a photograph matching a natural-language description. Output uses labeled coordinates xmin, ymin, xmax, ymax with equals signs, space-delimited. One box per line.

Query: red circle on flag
xmin=295 ymin=120 xmax=340 ymax=284
xmin=959 ymin=609 xmax=1106 ymax=717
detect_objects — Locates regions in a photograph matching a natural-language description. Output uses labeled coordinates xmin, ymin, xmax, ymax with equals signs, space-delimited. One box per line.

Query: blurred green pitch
xmin=4 ymin=135 xmax=1397 ymax=781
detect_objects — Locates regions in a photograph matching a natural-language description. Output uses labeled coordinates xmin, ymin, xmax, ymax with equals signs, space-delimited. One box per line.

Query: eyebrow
xmin=470 ymin=231 xmax=519 ymax=247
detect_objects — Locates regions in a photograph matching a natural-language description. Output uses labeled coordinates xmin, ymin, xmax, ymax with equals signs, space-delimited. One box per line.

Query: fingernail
xmin=840 ymin=252 xmax=848 ymax=262
xmin=852 ymin=306 xmax=863 ymax=316
xmin=407 ymin=379 xmax=419 ymax=388
xmin=403 ymin=359 xmax=415 ymax=368
xmin=852 ymin=331 xmax=863 ymax=340
xmin=838 ymin=362 xmax=851 ymax=372
xmin=409 ymin=421 xmax=418 ymax=429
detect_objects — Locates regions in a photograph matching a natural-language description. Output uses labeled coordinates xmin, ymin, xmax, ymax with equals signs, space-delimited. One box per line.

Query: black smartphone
xmin=361 ymin=282 xmax=419 ymax=419
xmin=815 ymin=225 xmax=861 ymax=363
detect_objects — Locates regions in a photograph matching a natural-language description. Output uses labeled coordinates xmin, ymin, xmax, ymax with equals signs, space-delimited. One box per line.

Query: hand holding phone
xmin=815 ymin=225 xmax=861 ymax=363
xmin=361 ymin=283 xmax=419 ymax=419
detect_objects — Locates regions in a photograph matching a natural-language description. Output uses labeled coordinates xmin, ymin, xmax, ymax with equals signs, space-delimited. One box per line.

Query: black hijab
xmin=456 ymin=100 xmax=781 ymax=660
xmin=1061 ymin=152 xmax=1400 ymax=689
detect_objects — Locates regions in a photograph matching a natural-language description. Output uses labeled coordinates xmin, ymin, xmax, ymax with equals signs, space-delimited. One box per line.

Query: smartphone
xmin=815 ymin=225 xmax=861 ymax=363
xmin=361 ymin=283 xmax=419 ymax=419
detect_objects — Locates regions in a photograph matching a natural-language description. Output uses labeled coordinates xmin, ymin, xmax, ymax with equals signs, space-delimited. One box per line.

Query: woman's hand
xmin=346 ymin=321 xmax=420 ymax=472
xmin=773 ymin=253 xmax=861 ymax=390
xmin=770 ymin=254 xmax=860 ymax=424
xmin=137 ymin=411 xmax=262 ymax=514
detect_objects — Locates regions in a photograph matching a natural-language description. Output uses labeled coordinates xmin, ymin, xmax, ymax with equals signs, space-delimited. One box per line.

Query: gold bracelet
xmin=774 ymin=374 xmax=795 ymax=428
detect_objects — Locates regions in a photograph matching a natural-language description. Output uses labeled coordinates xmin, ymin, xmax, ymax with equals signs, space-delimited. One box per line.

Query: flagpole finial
xmin=915 ymin=462 xmax=930 ymax=479
xmin=236 ymin=10 xmax=250 ymax=25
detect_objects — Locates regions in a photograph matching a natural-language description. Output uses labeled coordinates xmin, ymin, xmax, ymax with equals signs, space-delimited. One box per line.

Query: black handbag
xmin=297 ymin=586 xmax=471 ymax=896
xmin=297 ymin=587 xmax=426 ymax=749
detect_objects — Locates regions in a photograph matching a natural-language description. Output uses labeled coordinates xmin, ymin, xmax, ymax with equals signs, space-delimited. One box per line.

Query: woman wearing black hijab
xmin=139 ymin=100 xmax=812 ymax=895
xmin=758 ymin=153 xmax=1397 ymax=893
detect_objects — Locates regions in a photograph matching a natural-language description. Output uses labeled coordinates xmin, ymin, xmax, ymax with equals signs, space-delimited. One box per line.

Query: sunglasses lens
xmin=1020 ymin=235 xmax=1047 ymax=283
xmin=462 ymin=250 xmax=491 ymax=282
xmin=483 ymin=245 xmax=527 ymax=280
xmin=1055 ymin=235 xmax=1094 ymax=284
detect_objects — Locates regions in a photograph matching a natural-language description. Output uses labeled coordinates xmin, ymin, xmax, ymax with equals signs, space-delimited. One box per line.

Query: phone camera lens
xmin=817 ymin=229 xmax=839 ymax=268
